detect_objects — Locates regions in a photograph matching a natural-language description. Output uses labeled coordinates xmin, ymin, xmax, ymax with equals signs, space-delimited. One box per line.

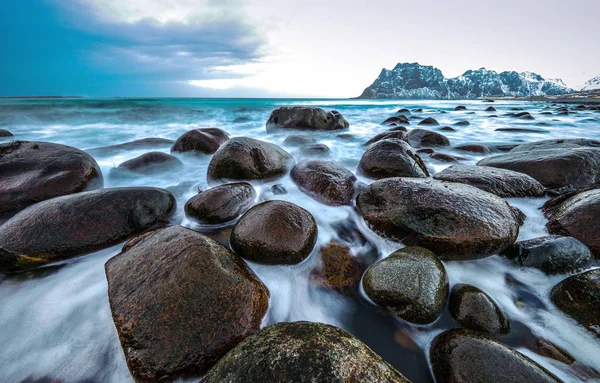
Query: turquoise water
xmin=1 ymin=98 xmax=599 ymax=382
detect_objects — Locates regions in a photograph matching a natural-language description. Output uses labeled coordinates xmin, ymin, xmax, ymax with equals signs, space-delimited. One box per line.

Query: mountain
xmin=581 ymin=75 xmax=600 ymax=91
xmin=358 ymin=62 xmax=574 ymax=99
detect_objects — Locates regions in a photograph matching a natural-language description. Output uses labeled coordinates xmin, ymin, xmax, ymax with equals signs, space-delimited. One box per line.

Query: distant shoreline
xmin=0 ymin=96 xmax=84 ymax=99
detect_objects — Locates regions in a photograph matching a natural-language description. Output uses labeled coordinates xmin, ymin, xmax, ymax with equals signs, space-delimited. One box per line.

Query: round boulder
xmin=0 ymin=141 xmax=103 ymax=218
xmin=356 ymin=178 xmax=521 ymax=260
xmin=362 ymin=247 xmax=449 ymax=324
xmin=266 ymin=107 xmax=349 ymax=132
xmin=357 ymin=139 xmax=429 ymax=180
xmin=171 ymin=128 xmax=229 ymax=155
xmin=291 ymin=160 xmax=357 ymax=206
xmin=185 ymin=182 xmax=256 ymax=225
xmin=0 ymin=187 xmax=176 ymax=273
xmin=418 ymin=117 xmax=439 ymax=126
xmin=382 ymin=115 xmax=409 ymax=125
xmin=231 ymin=200 xmax=318 ymax=264
xmin=207 ymin=137 xmax=294 ymax=183
xmin=408 ymin=129 xmax=450 ymax=147
xmin=106 ymin=226 xmax=269 ymax=382
xmin=449 ymin=284 xmax=510 ymax=334
xmin=201 ymin=321 xmax=409 ymax=383
xmin=110 ymin=151 xmax=183 ymax=176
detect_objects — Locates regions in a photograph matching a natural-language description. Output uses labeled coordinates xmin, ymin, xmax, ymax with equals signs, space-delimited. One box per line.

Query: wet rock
xmin=364 ymin=131 xmax=408 ymax=146
xmin=356 ymin=178 xmax=520 ymax=260
xmin=397 ymin=108 xmax=410 ymax=114
xmin=201 ymin=321 xmax=409 ymax=383
xmin=449 ymin=284 xmax=510 ymax=334
xmin=478 ymin=139 xmax=600 ymax=188
xmin=185 ymin=182 xmax=256 ymax=225
xmin=232 ymin=116 xmax=250 ymax=123
xmin=513 ymin=111 xmax=535 ymax=120
xmin=430 ymin=329 xmax=562 ymax=383
xmin=433 ymin=165 xmax=545 ymax=197
xmin=501 ymin=235 xmax=593 ymax=274
xmin=106 ymin=226 xmax=269 ymax=382
xmin=388 ymin=125 xmax=408 ymax=132
xmin=454 ymin=120 xmax=470 ymax=126
xmin=382 ymin=115 xmax=409 ymax=125
xmin=0 ymin=141 xmax=103 ymax=218
xmin=0 ymin=187 xmax=176 ymax=273
xmin=550 ymin=269 xmax=600 ymax=338
xmin=408 ymin=128 xmax=450 ymax=147
xmin=86 ymin=138 xmax=174 ymax=156
xmin=291 ymin=160 xmax=356 ymax=206
xmin=165 ymin=181 xmax=197 ymax=198
xmin=0 ymin=129 xmax=13 ymax=137
xmin=454 ymin=144 xmax=491 ymax=154
xmin=535 ymin=339 xmax=575 ymax=365
xmin=495 ymin=127 xmax=549 ymax=133
xmin=300 ymin=143 xmax=330 ymax=156
xmin=171 ymin=128 xmax=229 ymax=155
xmin=362 ymin=247 xmax=449 ymax=324
xmin=357 ymin=139 xmax=429 ymax=179
xmin=412 ymin=108 xmax=423 ymax=112
xmin=417 ymin=148 xmax=435 ymax=155
xmin=207 ymin=137 xmax=294 ymax=183
xmin=231 ymin=200 xmax=317 ymax=264
xmin=336 ymin=133 xmax=355 ymax=141
xmin=418 ymin=117 xmax=439 ymax=126
xmin=430 ymin=152 xmax=460 ymax=163
xmin=310 ymin=242 xmax=363 ymax=294
xmin=485 ymin=106 xmax=497 ymax=112
xmin=266 ymin=107 xmax=349 ymax=132
xmin=454 ymin=106 xmax=467 ymax=111
xmin=110 ymin=152 xmax=183 ymax=176
xmin=283 ymin=134 xmax=317 ymax=146
xmin=270 ymin=184 xmax=287 ymax=195
xmin=439 ymin=126 xmax=456 ymax=132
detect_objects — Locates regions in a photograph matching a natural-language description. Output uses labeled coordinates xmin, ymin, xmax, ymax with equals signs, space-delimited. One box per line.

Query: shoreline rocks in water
xmin=0 ymin=129 xmax=14 ymax=137
xmin=408 ymin=128 xmax=450 ymax=147
xmin=171 ymin=128 xmax=229 ymax=155
xmin=0 ymin=141 xmax=103 ymax=218
xmin=0 ymin=187 xmax=176 ymax=273
xmin=357 ymin=139 xmax=429 ymax=179
xmin=356 ymin=178 xmax=521 ymax=260
xmin=266 ymin=106 xmax=349 ymax=132
xmin=200 ymin=321 xmax=410 ymax=382
xmin=310 ymin=242 xmax=363 ymax=295
xmin=449 ymin=284 xmax=510 ymax=334
xmin=184 ymin=182 xmax=256 ymax=225
xmin=110 ymin=151 xmax=183 ymax=177
xmin=291 ymin=160 xmax=357 ymax=206
xmin=106 ymin=226 xmax=269 ymax=382
xmin=85 ymin=138 xmax=174 ymax=156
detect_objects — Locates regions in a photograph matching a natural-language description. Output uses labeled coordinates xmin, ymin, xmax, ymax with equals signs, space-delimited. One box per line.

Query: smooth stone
xmin=300 ymin=143 xmax=330 ymax=156
xmin=408 ymin=128 xmax=450 ymax=147
xmin=86 ymin=138 xmax=174 ymax=156
xmin=485 ymin=106 xmax=497 ymax=112
xmin=429 ymin=152 xmax=460 ymax=163
xmin=364 ymin=131 xmax=408 ymax=146
xmin=0 ymin=129 xmax=14 ymax=137
xmin=382 ymin=115 xmax=410 ymax=125
xmin=283 ymin=134 xmax=317 ymax=146
xmin=495 ymin=128 xmax=549 ymax=133
xmin=439 ymin=126 xmax=456 ymax=132
xmin=453 ymin=144 xmax=491 ymax=154
xmin=171 ymin=128 xmax=229 ymax=155
xmin=184 ymin=182 xmax=256 ymax=225
xmin=454 ymin=120 xmax=470 ymax=126
xmin=417 ymin=117 xmax=439 ymax=126
xmin=449 ymin=284 xmax=510 ymax=334
xmin=454 ymin=106 xmax=467 ymax=111
xmin=266 ymin=107 xmax=349 ymax=132
xmin=110 ymin=152 xmax=183 ymax=176
xmin=291 ymin=160 xmax=356 ymax=206
xmin=310 ymin=242 xmax=363 ymax=295
xmin=357 ymin=139 xmax=429 ymax=179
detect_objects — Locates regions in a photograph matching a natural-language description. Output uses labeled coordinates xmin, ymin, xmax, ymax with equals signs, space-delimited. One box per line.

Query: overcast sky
xmin=2 ymin=0 xmax=599 ymax=97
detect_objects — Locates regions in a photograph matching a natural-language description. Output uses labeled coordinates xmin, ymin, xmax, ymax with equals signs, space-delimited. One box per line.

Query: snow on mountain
xmin=581 ymin=75 xmax=600 ymax=91
xmin=358 ymin=62 xmax=574 ymax=99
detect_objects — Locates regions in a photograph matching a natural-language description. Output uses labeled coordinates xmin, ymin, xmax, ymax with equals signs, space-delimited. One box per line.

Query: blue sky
xmin=1 ymin=0 xmax=599 ymax=97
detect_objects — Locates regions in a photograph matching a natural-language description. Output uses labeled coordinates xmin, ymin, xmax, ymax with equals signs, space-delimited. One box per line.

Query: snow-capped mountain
xmin=358 ymin=63 xmax=574 ymax=99
xmin=581 ymin=75 xmax=600 ymax=91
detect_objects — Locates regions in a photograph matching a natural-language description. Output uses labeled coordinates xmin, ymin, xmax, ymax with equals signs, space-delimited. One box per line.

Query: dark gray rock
xmin=300 ymin=143 xmax=330 ymax=157
xmin=364 ymin=131 xmax=408 ymax=146
xmin=86 ymin=138 xmax=174 ymax=156
xmin=291 ymin=160 xmax=356 ymax=206
xmin=454 ymin=144 xmax=491 ymax=154
xmin=449 ymin=284 xmax=510 ymax=334
xmin=110 ymin=152 xmax=183 ymax=176
xmin=408 ymin=128 xmax=450 ymax=147
xmin=418 ymin=117 xmax=439 ymax=126
xmin=382 ymin=115 xmax=409 ymax=125
xmin=0 ymin=129 xmax=14 ymax=137
xmin=283 ymin=134 xmax=317 ymax=146
xmin=357 ymin=139 xmax=428 ymax=180
xmin=185 ymin=182 xmax=256 ymax=225
xmin=171 ymin=128 xmax=229 ymax=155
xmin=266 ymin=107 xmax=349 ymax=132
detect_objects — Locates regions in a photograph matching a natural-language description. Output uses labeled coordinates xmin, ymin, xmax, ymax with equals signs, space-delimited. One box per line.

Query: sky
xmin=1 ymin=0 xmax=599 ymax=98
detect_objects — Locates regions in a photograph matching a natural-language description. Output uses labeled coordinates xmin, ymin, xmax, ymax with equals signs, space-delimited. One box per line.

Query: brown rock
xmin=185 ymin=182 xmax=256 ymax=225
xmin=291 ymin=160 xmax=356 ymax=206
xmin=357 ymin=139 xmax=429 ymax=180
xmin=310 ymin=242 xmax=362 ymax=294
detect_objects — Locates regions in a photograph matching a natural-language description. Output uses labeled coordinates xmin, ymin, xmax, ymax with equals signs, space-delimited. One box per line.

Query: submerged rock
xmin=110 ymin=152 xmax=183 ymax=176
xmin=86 ymin=138 xmax=174 ymax=156
xmin=418 ymin=117 xmax=439 ymax=126
xmin=453 ymin=144 xmax=491 ymax=154
xmin=364 ymin=131 xmax=408 ymax=146
xmin=300 ymin=143 xmax=330 ymax=156
xmin=291 ymin=160 xmax=356 ymax=206
xmin=266 ymin=107 xmax=349 ymax=132
xmin=184 ymin=182 xmax=256 ymax=225
xmin=408 ymin=128 xmax=450 ymax=147
xmin=485 ymin=106 xmax=497 ymax=112
xmin=171 ymin=128 xmax=229 ymax=155
xmin=231 ymin=200 xmax=317 ymax=264
xmin=201 ymin=322 xmax=409 ymax=383
xmin=433 ymin=165 xmax=545 ymax=197
xmin=106 ymin=226 xmax=269 ymax=382
xmin=550 ymin=269 xmax=600 ymax=338
xmin=207 ymin=137 xmax=294 ymax=183
xmin=362 ymin=247 xmax=448 ymax=324
xmin=429 ymin=152 xmax=461 ymax=163
xmin=454 ymin=120 xmax=470 ymax=126
xmin=449 ymin=284 xmax=510 ymax=334
xmin=310 ymin=242 xmax=363 ymax=294
xmin=0 ymin=141 xmax=103 ymax=218
xmin=454 ymin=106 xmax=467 ymax=111
xmin=430 ymin=329 xmax=562 ymax=383
xmin=501 ymin=235 xmax=593 ymax=274
xmin=357 ymin=139 xmax=429 ymax=179
xmin=283 ymin=134 xmax=317 ymax=146
xmin=382 ymin=115 xmax=410 ymax=125
xmin=0 ymin=187 xmax=175 ymax=273
xmin=0 ymin=129 xmax=14 ymax=137
xmin=356 ymin=178 xmax=520 ymax=260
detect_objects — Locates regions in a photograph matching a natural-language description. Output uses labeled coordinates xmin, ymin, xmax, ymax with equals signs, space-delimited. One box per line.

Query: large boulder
xmin=201 ymin=322 xmax=410 ymax=383
xmin=86 ymin=138 xmax=174 ymax=156
xmin=550 ymin=269 xmax=600 ymax=338
xmin=357 ymin=139 xmax=429 ymax=180
xmin=291 ymin=160 xmax=356 ymax=206
xmin=408 ymin=129 xmax=449 ymax=147
xmin=0 ymin=187 xmax=175 ymax=273
xmin=433 ymin=165 xmax=545 ymax=198
xmin=0 ymin=141 xmax=103 ymax=218
xmin=501 ymin=235 xmax=593 ymax=274
xmin=106 ymin=226 xmax=269 ymax=382
xmin=110 ymin=152 xmax=183 ymax=176
xmin=362 ymin=247 xmax=448 ymax=324
xmin=207 ymin=137 xmax=294 ymax=183
xmin=266 ymin=107 xmax=349 ymax=132
xmin=184 ymin=182 xmax=256 ymax=225
xmin=231 ymin=200 xmax=318 ymax=264
xmin=449 ymin=284 xmax=510 ymax=334
xmin=356 ymin=178 xmax=521 ymax=260
xmin=430 ymin=329 xmax=562 ymax=383
xmin=171 ymin=128 xmax=229 ymax=155
xmin=478 ymin=139 xmax=600 ymax=188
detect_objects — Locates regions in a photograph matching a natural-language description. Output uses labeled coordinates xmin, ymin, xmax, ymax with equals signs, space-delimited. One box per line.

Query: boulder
xmin=86 ymin=138 xmax=174 ymax=156
xmin=430 ymin=152 xmax=461 ymax=163
xmin=550 ymin=269 xmax=600 ymax=338
xmin=171 ymin=128 xmax=229 ymax=155
xmin=439 ymin=126 xmax=456 ymax=132
xmin=364 ymin=131 xmax=408 ymax=146
xmin=0 ymin=129 xmax=14 ymax=137
xmin=430 ymin=329 xmax=562 ymax=383
xmin=454 ymin=144 xmax=491 ymax=154
xmin=454 ymin=120 xmax=470 ymax=126
xmin=110 ymin=152 xmax=183 ymax=176
xmin=106 ymin=226 xmax=269 ymax=382
xmin=266 ymin=107 xmax=349 ymax=132
xmin=449 ymin=284 xmax=510 ymax=334
xmin=310 ymin=242 xmax=363 ymax=294
xmin=454 ymin=106 xmax=467 ymax=111
xmin=283 ymin=134 xmax=317 ymax=146
xmin=408 ymin=129 xmax=450 ymax=147
xmin=485 ymin=106 xmax=497 ymax=112
xmin=184 ymin=182 xmax=256 ymax=225
xmin=513 ymin=111 xmax=534 ymax=119
xmin=382 ymin=115 xmax=409 ymax=125
xmin=291 ymin=160 xmax=356 ymax=206
xmin=418 ymin=117 xmax=439 ymax=126
xmin=397 ymin=108 xmax=410 ymax=114
xmin=201 ymin=322 xmax=409 ymax=383
xmin=356 ymin=178 xmax=521 ymax=260
xmin=300 ymin=143 xmax=330 ymax=156
xmin=433 ymin=165 xmax=545 ymax=197
xmin=362 ymin=247 xmax=448 ymax=324
xmin=231 ymin=200 xmax=317 ymax=264
xmin=0 ymin=187 xmax=176 ymax=273
xmin=501 ymin=236 xmax=593 ymax=274
xmin=0 ymin=141 xmax=103 ymax=218
xmin=357 ymin=139 xmax=429 ymax=180
xmin=207 ymin=137 xmax=294 ymax=183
